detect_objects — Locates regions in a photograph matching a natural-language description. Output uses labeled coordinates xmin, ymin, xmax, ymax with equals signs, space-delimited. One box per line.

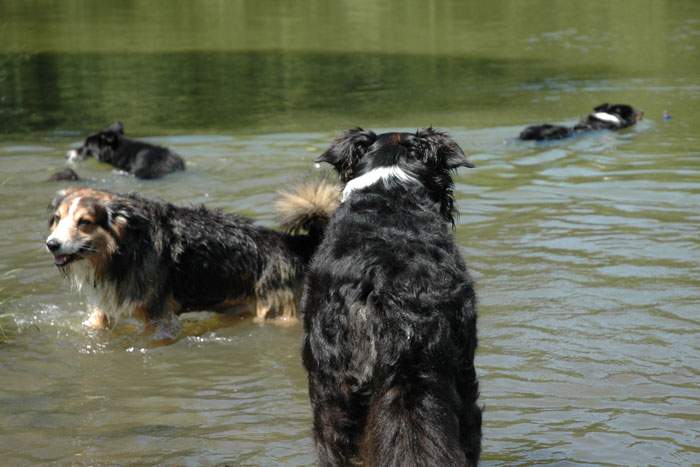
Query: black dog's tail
xmin=362 ymin=380 xmax=477 ymax=467
xmin=276 ymin=179 xmax=340 ymax=263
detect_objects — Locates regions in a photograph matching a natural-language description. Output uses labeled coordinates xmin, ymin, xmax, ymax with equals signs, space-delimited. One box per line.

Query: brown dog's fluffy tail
xmin=276 ymin=179 xmax=341 ymax=263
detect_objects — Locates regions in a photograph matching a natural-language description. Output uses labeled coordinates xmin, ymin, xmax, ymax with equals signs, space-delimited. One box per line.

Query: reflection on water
xmin=0 ymin=51 xmax=553 ymax=134
xmin=2 ymin=1 xmax=700 ymax=136
xmin=1 ymin=0 xmax=700 ymax=465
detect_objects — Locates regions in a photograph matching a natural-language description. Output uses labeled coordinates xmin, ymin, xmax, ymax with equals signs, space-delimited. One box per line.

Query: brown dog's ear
xmin=89 ymin=200 xmax=110 ymax=227
xmin=317 ymin=128 xmax=378 ymax=181
xmin=48 ymin=187 xmax=80 ymax=211
xmin=416 ymin=127 xmax=475 ymax=170
xmin=48 ymin=187 xmax=81 ymax=226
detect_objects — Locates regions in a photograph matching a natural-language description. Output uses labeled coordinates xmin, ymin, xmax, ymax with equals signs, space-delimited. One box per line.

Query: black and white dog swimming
xmin=519 ymin=103 xmax=643 ymax=141
xmin=302 ymin=128 xmax=482 ymax=466
xmin=46 ymin=181 xmax=340 ymax=339
xmin=67 ymin=122 xmax=185 ymax=179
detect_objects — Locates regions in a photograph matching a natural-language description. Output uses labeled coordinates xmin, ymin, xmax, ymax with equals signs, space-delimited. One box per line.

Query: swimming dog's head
xmin=67 ymin=122 xmax=124 ymax=163
xmin=46 ymin=188 xmax=124 ymax=269
xmin=317 ymin=128 xmax=474 ymax=223
xmin=591 ymin=103 xmax=643 ymax=128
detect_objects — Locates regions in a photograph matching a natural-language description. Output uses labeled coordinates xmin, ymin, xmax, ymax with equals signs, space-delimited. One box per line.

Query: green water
xmin=1 ymin=1 xmax=699 ymax=465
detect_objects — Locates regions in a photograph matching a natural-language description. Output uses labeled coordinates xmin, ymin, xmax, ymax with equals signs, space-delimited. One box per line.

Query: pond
xmin=1 ymin=1 xmax=699 ymax=465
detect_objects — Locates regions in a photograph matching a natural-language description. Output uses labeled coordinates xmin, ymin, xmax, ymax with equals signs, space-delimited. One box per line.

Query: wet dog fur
xmin=67 ymin=122 xmax=185 ymax=179
xmin=46 ymin=181 xmax=339 ymax=338
xmin=519 ymin=103 xmax=643 ymax=141
xmin=302 ymin=128 xmax=482 ymax=466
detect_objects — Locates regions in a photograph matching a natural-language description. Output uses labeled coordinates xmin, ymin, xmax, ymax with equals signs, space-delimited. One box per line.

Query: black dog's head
xmin=317 ymin=127 xmax=474 ymax=224
xmin=593 ymin=103 xmax=643 ymax=127
xmin=67 ymin=122 xmax=124 ymax=163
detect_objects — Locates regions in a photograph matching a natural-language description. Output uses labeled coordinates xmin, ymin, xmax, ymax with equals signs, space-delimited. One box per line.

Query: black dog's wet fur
xmin=75 ymin=122 xmax=185 ymax=179
xmin=519 ymin=103 xmax=642 ymax=141
xmin=302 ymin=128 xmax=482 ymax=466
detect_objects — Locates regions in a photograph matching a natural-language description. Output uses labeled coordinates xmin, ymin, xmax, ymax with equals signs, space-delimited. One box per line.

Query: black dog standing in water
xmin=302 ymin=128 xmax=482 ymax=466
xmin=519 ymin=103 xmax=643 ymax=141
xmin=67 ymin=122 xmax=185 ymax=179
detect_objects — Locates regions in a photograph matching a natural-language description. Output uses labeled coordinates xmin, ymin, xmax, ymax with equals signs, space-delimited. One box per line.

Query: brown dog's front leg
xmin=84 ymin=308 xmax=110 ymax=330
xmin=141 ymin=295 xmax=182 ymax=344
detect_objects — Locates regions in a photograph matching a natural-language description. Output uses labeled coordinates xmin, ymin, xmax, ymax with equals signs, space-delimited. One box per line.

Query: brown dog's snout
xmin=46 ymin=238 xmax=61 ymax=252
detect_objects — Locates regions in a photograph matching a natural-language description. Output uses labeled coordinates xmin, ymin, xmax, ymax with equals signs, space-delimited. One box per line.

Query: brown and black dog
xmin=46 ymin=181 xmax=339 ymax=339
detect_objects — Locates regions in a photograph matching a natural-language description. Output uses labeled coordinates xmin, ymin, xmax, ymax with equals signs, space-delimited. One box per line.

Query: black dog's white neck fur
xmin=341 ymin=165 xmax=420 ymax=202
xmin=590 ymin=111 xmax=623 ymax=125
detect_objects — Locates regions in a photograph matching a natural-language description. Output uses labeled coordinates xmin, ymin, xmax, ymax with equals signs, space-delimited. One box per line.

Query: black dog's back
xmin=304 ymin=193 xmax=480 ymax=466
xmin=114 ymin=138 xmax=186 ymax=179
xmin=519 ymin=123 xmax=572 ymax=141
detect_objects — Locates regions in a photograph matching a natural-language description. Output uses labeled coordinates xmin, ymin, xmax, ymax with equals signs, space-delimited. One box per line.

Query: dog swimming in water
xmin=519 ymin=103 xmax=643 ymax=141
xmin=67 ymin=122 xmax=185 ymax=179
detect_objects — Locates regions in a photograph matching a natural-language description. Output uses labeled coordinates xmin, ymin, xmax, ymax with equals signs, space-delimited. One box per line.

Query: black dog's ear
xmin=593 ymin=103 xmax=610 ymax=112
xmin=416 ymin=127 xmax=475 ymax=169
xmin=317 ymin=128 xmax=377 ymax=181
xmin=107 ymin=121 xmax=124 ymax=134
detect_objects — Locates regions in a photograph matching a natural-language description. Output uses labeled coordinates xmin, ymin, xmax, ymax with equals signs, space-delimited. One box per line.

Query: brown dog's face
xmin=46 ymin=188 xmax=119 ymax=268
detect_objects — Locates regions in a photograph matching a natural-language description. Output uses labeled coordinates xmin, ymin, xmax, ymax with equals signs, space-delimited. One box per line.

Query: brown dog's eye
xmin=77 ymin=218 xmax=93 ymax=227
xmin=49 ymin=214 xmax=59 ymax=226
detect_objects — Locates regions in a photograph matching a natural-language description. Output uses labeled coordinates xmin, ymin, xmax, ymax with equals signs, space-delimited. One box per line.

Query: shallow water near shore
xmin=1 ymin=1 xmax=700 ymax=465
